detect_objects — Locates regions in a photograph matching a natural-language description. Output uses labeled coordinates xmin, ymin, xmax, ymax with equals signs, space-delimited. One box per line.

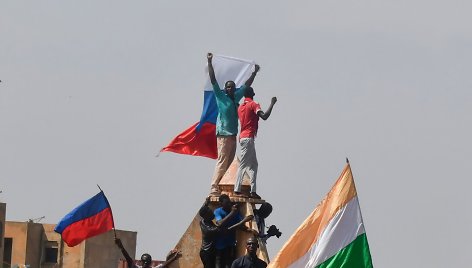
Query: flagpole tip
xmin=346 ymin=157 xmax=349 ymax=164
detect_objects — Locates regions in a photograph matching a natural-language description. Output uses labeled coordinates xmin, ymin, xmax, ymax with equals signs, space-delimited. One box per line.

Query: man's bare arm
xmin=115 ymin=238 xmax=134 ymax=267
xmin=227 ymin=215 xmax=254 ymax=230
xmin=258 ymin=97 xmax=277 ymax=120
xmin=244 ymin=65 xmax=260 ymax=87
xmin=207 ymin=53 xmax=217 ymax=85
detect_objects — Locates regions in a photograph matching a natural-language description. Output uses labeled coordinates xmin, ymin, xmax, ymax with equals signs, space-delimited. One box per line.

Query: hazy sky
xmin=1 ymin=1 xmax=471 ymax=267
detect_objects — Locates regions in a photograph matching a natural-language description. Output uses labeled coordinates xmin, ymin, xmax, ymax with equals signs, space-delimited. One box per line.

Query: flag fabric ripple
xmin=54 ymin=191 xmax=115 ymax=247
xmin=268 ymin=163 xmax=373 ymax=268
xmin=161 ymin=55 xmax=255 ymax=159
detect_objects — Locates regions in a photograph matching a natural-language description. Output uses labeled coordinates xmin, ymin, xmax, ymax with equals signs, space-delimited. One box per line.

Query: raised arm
xmin=244 ymin=64 xmax=260 ymax=87
xmin=115 ymin=238 xmax=134 ymax=268
xmin=207 ymin=53 xmax=217 ymax=85
xmin=227 ymin=215 xmax=254 ymax=230
xmin=227 ymin=215 xmax=259 ymax=236
xmin=258 ymin=97 xmax=277 ymax=120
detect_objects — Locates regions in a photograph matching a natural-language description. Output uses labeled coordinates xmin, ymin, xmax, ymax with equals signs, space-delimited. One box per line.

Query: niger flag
xmin=269 ymin=162 xmax=373 ymax=268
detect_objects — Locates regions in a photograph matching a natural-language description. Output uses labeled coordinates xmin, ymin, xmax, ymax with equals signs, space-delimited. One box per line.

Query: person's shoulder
xmin=212 ymin=83 xmax=223 ymax=95
xmin=232 ymin=255 xmax=245 ymax=265
xmin=238 ymin=84 xmax=247 ymax=90
xmin=251 ymin=100 xmax=261 ymax=110
xmin=257 ymin=257 xmax=268 ymax=266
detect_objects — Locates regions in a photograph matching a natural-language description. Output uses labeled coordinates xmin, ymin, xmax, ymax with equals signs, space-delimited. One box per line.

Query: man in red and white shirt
xmin=234 ymin=87 xmax=277 ymax=199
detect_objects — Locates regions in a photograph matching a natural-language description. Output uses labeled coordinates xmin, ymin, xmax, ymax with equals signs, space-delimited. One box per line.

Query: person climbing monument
xmin=199 ymin=197 xmax=253 ymax=268
xmin=213 ymin=194 xmax=256 ymax=268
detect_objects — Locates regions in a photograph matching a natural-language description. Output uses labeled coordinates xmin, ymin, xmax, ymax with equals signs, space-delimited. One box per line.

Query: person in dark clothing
xmin=199 ymin=203 xmax=219 ymax=268
xmin=231 ymin=237 xmax=267 ymax=268
xmin=253 ymin=203 xmax=282 ymax=244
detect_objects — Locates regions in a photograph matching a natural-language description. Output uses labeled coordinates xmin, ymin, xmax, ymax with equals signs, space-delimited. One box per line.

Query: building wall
xmin=84 ymin=230 xmax=136 ymax=268
xmin=42 ymin=223 xmax=83 ymax=268
xmin=5 ymin=222 xmax=136 ymax=268
xmin=0 ymin=203 xmax=6 ymax=265
xmin=25 ymin=221 xmax=44 ymax=267
xmin=4 ymin=222 xmax=29 ymax=266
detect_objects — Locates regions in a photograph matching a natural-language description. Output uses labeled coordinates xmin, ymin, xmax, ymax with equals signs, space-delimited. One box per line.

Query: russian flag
xmin=54 ymin=191 xmax=115 ymax=247
xmin=161 ymin=55 xmax=255 ymax=159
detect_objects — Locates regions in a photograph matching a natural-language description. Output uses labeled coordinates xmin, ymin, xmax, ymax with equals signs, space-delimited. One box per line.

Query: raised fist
xmin=254 ymin=64 xmax=260 ymax=73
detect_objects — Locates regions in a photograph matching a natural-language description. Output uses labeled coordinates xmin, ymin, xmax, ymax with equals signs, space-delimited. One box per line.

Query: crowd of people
xmin=199 ymin=195 xmax=280 ymax=268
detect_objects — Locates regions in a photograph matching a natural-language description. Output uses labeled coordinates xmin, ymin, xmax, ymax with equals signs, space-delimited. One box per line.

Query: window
xmin=3 ymin=237 xmax=12 ymax=267
xmin=43 ymin=241 xmax=58 ymax=264
xmin=0 ymin=222 xmax=3 ymax=247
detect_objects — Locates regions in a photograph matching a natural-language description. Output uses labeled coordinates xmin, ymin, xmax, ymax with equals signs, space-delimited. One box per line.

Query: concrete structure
xmin=0 ymin=203 xmax=6 ymax=267
xmin=3 ymin=221 xmax=136 ymax=268
xmin=168 ymin=158 xmax=270 ymax=268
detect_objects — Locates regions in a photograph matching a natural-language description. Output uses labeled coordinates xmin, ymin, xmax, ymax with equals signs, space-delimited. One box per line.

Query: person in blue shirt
xmin=213 ymin=194 xmax=254 ymax=268
xmin=207 ymin=53 xmax=260 ymax=196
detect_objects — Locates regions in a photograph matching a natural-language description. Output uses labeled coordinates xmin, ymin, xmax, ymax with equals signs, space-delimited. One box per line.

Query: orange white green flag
xmin=268 ymin=162 xmax=373 ymax=268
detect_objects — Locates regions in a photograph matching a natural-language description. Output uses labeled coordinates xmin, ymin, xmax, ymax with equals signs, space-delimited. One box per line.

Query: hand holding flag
xmin=161 ymin=54 xmax=256 ymax=159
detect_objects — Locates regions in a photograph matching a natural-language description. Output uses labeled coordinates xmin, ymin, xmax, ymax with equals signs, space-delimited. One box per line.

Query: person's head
xmin=246 ymin=237 xmax=259 ymax=256
xmin=224 ymin=81 xmax=236 ymax=98
xmin=140 ymin=253 xmax=152 ymax=267
xmin=256 ymin=202 xmax=272 ymax=219
xmin=244 ymin=87 xmax=255 ymax=98
xmin=199 ymin=205 xmax=215 ymax=221
xmin=219 ymin=194 xmax=232 ymax=211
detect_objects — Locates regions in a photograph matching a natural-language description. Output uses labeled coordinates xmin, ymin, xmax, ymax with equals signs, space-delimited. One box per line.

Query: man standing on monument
xmin=207 ymin=53 xmax=260 ymax=196
xmin=233 ymin=87 xmax=277 ymax=199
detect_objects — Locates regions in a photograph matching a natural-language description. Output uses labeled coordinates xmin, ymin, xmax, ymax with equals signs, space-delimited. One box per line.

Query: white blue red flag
xmin=161 ymin=55 xmax=255 ymax=159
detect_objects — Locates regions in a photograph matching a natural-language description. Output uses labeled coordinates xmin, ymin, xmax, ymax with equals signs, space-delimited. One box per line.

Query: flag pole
xmin=343 ymin=158 xmax=368 ymax=227
xmin=97 ymin=184 xmax=117 ymax=239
